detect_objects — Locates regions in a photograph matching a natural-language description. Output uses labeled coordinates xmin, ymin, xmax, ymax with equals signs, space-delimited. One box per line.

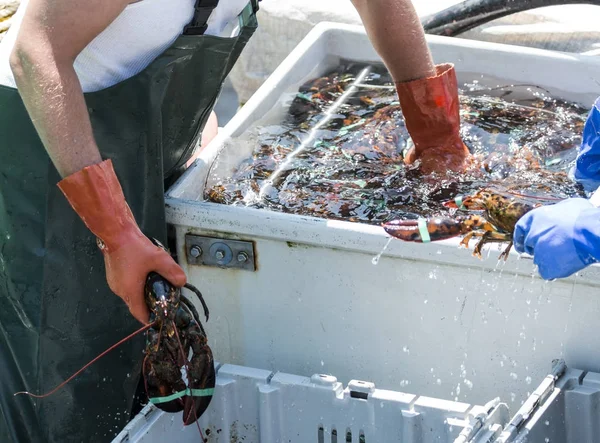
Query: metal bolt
xmin=215 ymin=250 xmax=225 ymax=260
xmin=237 ymin=252 xmax=248 ymax=263
xmin=190 ymin=245 xmax=202 ymax=258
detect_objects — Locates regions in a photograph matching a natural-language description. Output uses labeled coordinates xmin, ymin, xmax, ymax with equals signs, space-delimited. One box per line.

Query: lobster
xmin=143 ymin=270 xmax=215 ymax=425
xmin=382 ymin=187 xmax=560 ymax=261
xmin=14 ymin=239 xmax=214 ymax=432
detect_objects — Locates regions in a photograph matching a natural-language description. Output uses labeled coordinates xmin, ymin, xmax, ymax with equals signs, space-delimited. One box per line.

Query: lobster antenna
xmin=14 ymin=322 xmax=155 ymax=399
xmin=504 ymin=189 xmax=564 ymax=201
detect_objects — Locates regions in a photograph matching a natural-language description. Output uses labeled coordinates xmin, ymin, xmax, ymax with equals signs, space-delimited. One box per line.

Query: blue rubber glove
xmin=513 ymin=198 xmax=600 ymax=280
xmin=571 ymin=97 xmax=600 ymax=190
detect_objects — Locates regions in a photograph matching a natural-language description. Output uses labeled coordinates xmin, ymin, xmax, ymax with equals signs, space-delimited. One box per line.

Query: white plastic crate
xmin=165 ymin=22 xmax=600 ymax=411
xmin=497 ymin=360 xmax=600 ymax=443
xmin=113 ymin=363 xmax=510 ymax=443
xmin=115 ymin=360 xmax=600 ymax=442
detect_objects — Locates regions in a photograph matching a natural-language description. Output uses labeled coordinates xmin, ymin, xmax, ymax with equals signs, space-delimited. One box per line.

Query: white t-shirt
xmin=0 ymin=0 xmax=248 ymax=92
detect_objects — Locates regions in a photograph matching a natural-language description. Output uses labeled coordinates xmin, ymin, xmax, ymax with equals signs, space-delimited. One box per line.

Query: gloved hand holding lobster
xmin=513 ymin=98 xmax=600 ymax=280
xmin=58 ymin=159 xmax=214 ymax=426
xmin=15 ymin=159 xmax=215 ymax=434
xmin=57 ymin=159 xmax=187 ymax=324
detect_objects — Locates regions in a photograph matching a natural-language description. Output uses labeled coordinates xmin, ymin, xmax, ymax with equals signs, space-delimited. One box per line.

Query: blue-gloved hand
xmin=513 ymin=198 xmax=600 ymax=280
xmin=572 ymin=97 xmax=600 ymax=190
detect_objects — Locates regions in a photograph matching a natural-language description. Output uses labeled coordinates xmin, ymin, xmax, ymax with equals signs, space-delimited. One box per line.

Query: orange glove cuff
xmin=57 ymin=159 xmax=143 ymax=253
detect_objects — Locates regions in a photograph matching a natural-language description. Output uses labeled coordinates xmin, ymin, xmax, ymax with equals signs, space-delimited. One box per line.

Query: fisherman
xmin=0 ymin=0 xmax=468 ymax=441
xmin=514 ymin=98 xmax=600 ymax=280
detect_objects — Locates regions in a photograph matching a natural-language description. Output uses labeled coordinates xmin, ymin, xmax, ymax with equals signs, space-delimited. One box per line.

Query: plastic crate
xmin=114 ymin=360 xmax=600 ymax=442
xmin=497 ymin=360 xmax=600 ymax=443
xmin=113 ymin=363 xmax=510 ymax=443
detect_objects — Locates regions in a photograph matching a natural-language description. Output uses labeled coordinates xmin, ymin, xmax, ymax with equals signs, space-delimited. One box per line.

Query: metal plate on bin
xmin=185 ymin=234 xmax=256 ymax=271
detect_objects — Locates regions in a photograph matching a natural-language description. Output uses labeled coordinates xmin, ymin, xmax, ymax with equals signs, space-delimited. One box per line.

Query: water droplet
xmin=510 ymin=373 xmax=518 ymax=380
xmin=403 ymin=346 xmax=410 ymax=354
xmin=545 ymin=420 xmax=550 ymax=426
xmin=320 ymin=360 xmax=324 ymax=366
xmin=372 ymin=238 xmax=393 ymax=265
xmin=545 ymin=438 xmax=550 ymax=442
xmin=400 ymin=379 xmax=409 ymax=387
xmin=436 ymin=379 xmax=442 ymax=385
xmin=511 ymin=392 xmax=516 ymax=402
xmin=526 ymin=376 xmax=532 ymax=385
xmin=424 ymin=299 xmax=428 ymax=304
xmin=464 ymin=379 xmax=473 ymax=390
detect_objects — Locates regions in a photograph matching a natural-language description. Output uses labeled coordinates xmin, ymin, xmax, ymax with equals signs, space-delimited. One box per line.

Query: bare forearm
xmin=351 ymin=0 xmax=435 ymax=82
xmin=9 ymin=0 xmax=130 ymax=178
xmin=11 ymin=49 xmax=102 ymax=178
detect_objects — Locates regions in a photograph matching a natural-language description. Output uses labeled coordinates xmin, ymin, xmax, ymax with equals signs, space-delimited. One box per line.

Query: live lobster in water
xmin=14 ymin=238 xmax=214 ymax=434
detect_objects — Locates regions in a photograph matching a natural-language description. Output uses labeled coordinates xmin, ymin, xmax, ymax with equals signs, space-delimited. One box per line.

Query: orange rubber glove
xmin=57 ymin=159 xmax=187 ymax=324
xmin=396 ymin=63 xmax=470 ymax=174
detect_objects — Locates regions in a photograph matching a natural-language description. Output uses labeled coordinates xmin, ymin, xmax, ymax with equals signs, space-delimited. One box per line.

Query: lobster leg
xmin=460 ymin=230 xmax=513 ymax=259
xmin=180 ymin=294 xmax=207 ymax=337
xmin=459 ymin=218 xmax=498 ymax=249
xmin=459 ymin=231 xmax=478 ymax=249
xmin=498 ymin=241 xmax=514 ymax=261
xmin=183 ymin=283 xmax=209 ymax=322
xmin=474 ymin=232 xmax=513 ymax=259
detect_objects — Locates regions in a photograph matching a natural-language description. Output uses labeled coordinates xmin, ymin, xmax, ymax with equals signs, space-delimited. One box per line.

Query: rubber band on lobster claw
xmin=382 ymin=217 xmax=472 ymax=243
xmin=149 ymin=387 xmax=215 ymax=405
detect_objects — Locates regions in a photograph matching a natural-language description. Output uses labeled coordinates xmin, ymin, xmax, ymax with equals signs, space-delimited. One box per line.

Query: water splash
xmin=205 ymin=62 xmax=587 ymax=224
xmin=372 ymin=238 xmax=393 ymax=265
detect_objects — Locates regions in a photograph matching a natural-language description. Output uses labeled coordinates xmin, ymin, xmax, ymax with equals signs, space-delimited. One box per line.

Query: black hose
xmin=422 ymin=0 xmax=600 ymax=36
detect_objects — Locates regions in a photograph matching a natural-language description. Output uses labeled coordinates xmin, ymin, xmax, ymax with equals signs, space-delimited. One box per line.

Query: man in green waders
xmin=0 ymin=0 xmax=470 ymax=441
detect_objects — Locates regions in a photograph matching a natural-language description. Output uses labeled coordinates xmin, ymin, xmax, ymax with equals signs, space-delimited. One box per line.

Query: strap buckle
xmin=183 ymin=0 xmax=219 ymax=36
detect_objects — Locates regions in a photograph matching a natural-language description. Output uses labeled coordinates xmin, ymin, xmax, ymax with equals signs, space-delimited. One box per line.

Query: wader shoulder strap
xmin=183 ymin=0 xmax=260 ymax=35
xmin=183 ymin=0 xmax=220 ymax=35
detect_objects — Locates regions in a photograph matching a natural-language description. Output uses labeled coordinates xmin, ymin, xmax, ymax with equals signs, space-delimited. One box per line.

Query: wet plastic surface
xmin=114 ymin=363 xmax=511 ymax=443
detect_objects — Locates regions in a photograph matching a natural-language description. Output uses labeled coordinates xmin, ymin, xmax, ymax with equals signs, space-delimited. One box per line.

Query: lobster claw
xmin=143 ymin=308 xmax=216 ymax=425
xmin=177 ymin=288 xmax=215 ymax=425
xmin=181 ymin=328 xmax=216 ymax=425
xmin=382 ymin=217 xmax=471 ymax=243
